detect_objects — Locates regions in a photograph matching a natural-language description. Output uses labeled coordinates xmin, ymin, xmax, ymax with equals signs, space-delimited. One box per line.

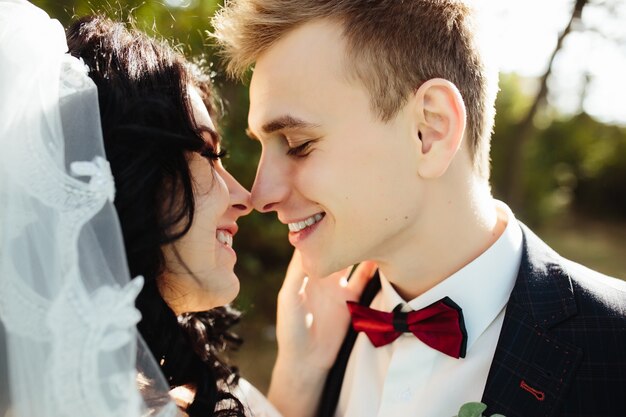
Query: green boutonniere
xmin=455 ymin=402 xmax=506 ymax=417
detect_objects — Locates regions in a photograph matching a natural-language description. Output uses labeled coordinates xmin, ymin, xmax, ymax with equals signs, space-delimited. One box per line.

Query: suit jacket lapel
xmin=482 ymin=224 xmax=583 ymax=417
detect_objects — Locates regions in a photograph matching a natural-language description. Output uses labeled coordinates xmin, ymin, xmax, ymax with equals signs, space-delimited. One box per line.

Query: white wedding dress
xmin=233 ymin=380 xmax=283 ymax=417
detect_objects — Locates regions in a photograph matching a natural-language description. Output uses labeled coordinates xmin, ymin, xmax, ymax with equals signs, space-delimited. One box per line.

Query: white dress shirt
xmin=336 ymin=202 xmax=523 ymax=417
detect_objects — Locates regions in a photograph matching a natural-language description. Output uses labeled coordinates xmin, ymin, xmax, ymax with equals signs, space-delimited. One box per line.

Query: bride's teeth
xmin=288 ymin=213 xmax=324 ymax=232
xmin=216 ymin=230 xmax=232 ymax=247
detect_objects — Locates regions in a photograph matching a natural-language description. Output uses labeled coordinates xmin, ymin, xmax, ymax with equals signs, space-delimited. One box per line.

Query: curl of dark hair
xmin=66 ymin=15 xmax=245 ymax=417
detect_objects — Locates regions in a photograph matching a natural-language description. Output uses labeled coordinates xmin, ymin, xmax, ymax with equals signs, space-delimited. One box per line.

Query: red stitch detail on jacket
xmin=520 ymin=380 xmax=545 ymax=401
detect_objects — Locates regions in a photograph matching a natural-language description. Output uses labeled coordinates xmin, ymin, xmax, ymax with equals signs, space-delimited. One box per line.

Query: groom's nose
xmin=251 ymin=149 xmax=290 ymax=213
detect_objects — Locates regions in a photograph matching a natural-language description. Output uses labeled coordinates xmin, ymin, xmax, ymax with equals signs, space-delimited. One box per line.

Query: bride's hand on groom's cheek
xmin=267 ymin=251 xmax=376 ymax=417
xmin=275 ymin=250 xmax=377 ymax=371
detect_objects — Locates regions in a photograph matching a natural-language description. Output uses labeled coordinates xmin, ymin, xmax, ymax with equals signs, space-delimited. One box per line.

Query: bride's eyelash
xmin=286 ymin=139 xmax=317 ymax=157
xmin=200 ymin=146 xmax=228 ymax=161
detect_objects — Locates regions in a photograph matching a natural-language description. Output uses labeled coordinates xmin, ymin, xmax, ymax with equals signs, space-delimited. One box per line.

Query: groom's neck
xmin=376 ymin=178 xmax=504 ymax=301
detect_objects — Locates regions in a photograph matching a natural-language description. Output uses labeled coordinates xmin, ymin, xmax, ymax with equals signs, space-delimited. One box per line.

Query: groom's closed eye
xmin=286 ymin=139 xmax=318 ymax=158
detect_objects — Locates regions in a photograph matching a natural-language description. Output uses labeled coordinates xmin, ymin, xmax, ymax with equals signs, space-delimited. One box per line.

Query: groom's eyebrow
xmin=246 ymin=115 xmax=319 ymax=141
xmin=263 ymin=115 xmax=319 ymax=133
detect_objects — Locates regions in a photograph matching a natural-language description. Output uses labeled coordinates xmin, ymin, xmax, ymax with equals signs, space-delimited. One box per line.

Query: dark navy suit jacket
xmin=317 ymin=224 xmax=626 ymax=417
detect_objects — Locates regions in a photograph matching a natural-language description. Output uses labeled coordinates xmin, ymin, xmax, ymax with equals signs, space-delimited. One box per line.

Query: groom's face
xmin=248 ymin=19 xmax=424 ymax=278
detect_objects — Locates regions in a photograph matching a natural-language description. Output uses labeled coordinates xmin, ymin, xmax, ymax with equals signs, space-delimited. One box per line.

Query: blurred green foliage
xmin=491 ymin=74 xmax=626 ymax=224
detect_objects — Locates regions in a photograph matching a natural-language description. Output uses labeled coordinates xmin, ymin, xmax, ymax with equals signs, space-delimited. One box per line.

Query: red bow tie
xmin=347 ymin=297 xmax=467 ymax=358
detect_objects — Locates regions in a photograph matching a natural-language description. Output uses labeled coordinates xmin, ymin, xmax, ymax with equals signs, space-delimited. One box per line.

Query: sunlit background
xmin=31 ymin=0 xmax=626 ymax=392
xmin=484 ymin=0 xmax=626 ymax=125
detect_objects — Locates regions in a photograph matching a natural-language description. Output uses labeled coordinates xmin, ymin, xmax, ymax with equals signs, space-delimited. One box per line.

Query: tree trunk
xmin=502 ymin=0 xmax=588 ymax=213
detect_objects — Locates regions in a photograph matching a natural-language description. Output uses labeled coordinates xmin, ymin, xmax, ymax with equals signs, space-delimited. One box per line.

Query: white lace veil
xmin=0 ymin=1 xmax=177 ymax=416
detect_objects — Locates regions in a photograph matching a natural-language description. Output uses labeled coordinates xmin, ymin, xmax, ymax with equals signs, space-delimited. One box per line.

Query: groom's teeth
xmin=216 ymin=230 xmax=233 ymax=247
xmin=288 ymin=213 xmax=324 ymax=232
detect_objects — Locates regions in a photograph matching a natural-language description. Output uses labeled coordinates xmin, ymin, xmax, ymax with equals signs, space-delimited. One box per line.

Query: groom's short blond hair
xmin=212 ymin=0 xmax=497 ymax=179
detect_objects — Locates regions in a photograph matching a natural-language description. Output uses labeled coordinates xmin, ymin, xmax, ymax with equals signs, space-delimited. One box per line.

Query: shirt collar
xmin=379 ymin=200 xmax=523 ymax=353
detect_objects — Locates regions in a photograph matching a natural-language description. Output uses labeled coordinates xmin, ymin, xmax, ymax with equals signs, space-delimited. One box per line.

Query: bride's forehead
xmin=188 ymin=87 xmax=215 ymax=129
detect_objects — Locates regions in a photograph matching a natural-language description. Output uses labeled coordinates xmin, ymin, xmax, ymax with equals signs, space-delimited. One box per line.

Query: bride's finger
xmin=306 ymin=265 xmax=352 ymax=297
xmin=281 ymin=249 xmax=307 ymax=296
xmin=346 ymin=261 xmax=377 ymax=295
xmin=336 ymin=265 xmax=354 ymax=288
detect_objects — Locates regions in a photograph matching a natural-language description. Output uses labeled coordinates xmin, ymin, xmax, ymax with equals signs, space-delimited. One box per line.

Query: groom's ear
xmin=409 ymin=78 xmax=466 ymax=179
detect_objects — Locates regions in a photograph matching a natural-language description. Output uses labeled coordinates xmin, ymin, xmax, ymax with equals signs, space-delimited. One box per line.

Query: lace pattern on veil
xmin=0 ymin=2 xmax=177 ymax=416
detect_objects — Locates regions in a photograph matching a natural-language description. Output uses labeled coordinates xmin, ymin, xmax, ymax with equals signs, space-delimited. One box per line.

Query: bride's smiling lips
xmin=216 ymin=224 xmax=238 ymax=255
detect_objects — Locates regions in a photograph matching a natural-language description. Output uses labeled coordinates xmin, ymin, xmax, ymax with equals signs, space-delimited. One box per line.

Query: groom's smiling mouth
xmin=286 ymin=212 xmax=326 ymax=245
xmin=288 ymin=212 xmax=325 ymax=232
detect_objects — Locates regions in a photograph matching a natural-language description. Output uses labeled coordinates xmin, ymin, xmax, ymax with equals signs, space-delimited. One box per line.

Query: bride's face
xmin=159 ymin=88 xmax=251 ymax=314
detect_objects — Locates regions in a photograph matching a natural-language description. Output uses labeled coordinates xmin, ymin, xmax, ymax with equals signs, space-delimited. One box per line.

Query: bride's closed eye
xmin=200 ymin=145 xmax=228 ymax=161
xmin=197 ymin=125 xmax=226 ymax=162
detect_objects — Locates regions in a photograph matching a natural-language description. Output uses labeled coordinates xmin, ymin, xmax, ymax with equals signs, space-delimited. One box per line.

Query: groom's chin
xmin=300 ymin=254 xmax=349 ymax=280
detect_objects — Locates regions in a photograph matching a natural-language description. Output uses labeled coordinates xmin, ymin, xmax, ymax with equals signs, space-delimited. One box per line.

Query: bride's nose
xmin=223 ymin=170 xmax=252 ymax=217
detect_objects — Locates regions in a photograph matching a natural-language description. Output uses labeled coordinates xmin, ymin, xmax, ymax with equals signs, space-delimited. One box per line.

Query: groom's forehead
xmin=251 ymin=19 xmax=350 ymax=86
xmin=247 ymin=43 xmax=327 ymax=137
xmin=247 ymin=32 xmax=369 ymax=127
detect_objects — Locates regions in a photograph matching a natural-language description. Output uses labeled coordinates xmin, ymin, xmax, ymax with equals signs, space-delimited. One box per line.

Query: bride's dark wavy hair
xmin=66 ymin=16 xmax=245 ymax=417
